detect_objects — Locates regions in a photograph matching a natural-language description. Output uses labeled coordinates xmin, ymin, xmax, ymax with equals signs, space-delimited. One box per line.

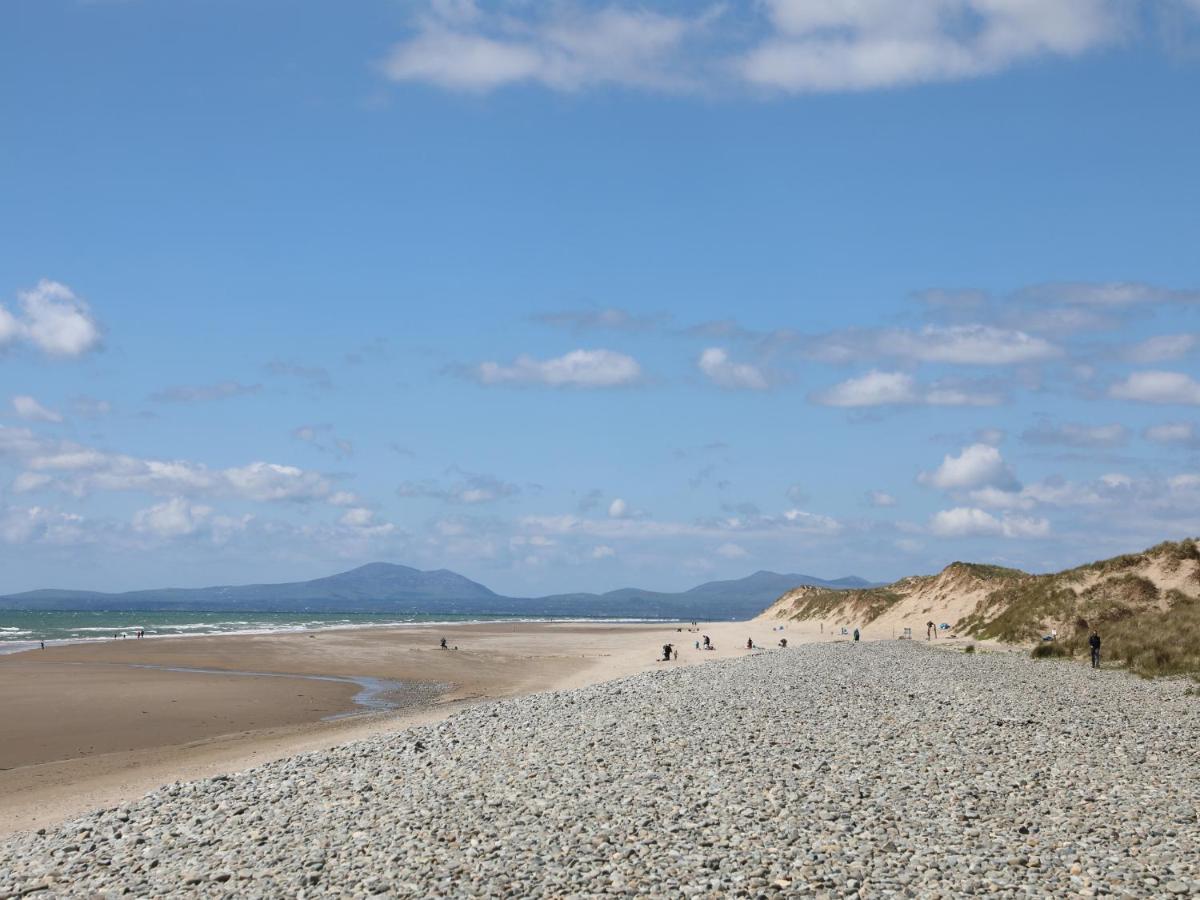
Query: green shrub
xmin=1031 ymin=642 xmax=1070 ymax=660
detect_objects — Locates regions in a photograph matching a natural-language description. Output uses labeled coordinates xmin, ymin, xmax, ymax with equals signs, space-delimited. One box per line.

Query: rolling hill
xmin=0 ymin=565 xmax=874 ymax=620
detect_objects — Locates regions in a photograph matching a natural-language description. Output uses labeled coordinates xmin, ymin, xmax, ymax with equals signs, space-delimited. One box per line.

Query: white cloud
xmin=474 ymin=349 xmax=642 ymax=388
xmin=0 ymin=505 xmax=88 ymax=545
xmin=1123 ymin=334 xmax=1199 ymax=364
xmin=383 ymin=3 xmax=704 ymax=93
xmin=1110 ymin=371 xmax=1200 ymax=405
xmin=1020 ymin=281 xmax=1200 ymax=308
xmin=1 ymin=429 xmax=335 ymax=504
xmin=930 ymin=507 xmax=1050 ymax=538
xmin=742 ymin=0 xmax=1123 ymax=92
xmin=132 ymin=497 xmax=213 ymax=538
xmin=919 ymin=443 xmax=1020 ymax=491
xmin=590 ymin=544 xmax=616 ymax=559
xmin=1144 ymin=422 xmax=1200 ymax=447
xmin=608 ymin=498 xmax=629 ymax=519
xmin=697 ymin=347 xmax=769 ymax=390
xmin=812 ymin=370 xmax=917 ymax=407
xmin=383 ymin=1 xmax=1133 ymax=96
xmin=813 ymin=370 xmax=1002 ymax=408
xmin=0 ymin=280 xmax=102 ymax=358
xmin=715 ymin=542 xmax=749 ymax=559
xmin=1021 ymin=421 xmax=1129 ymax=448
xmin=809 ymin=324 xmax=1060 ymax=366
xmin=866 ymin=490 xmax=897 ymax=508
xmin=12 ymin=395 xmax=63 ymax=423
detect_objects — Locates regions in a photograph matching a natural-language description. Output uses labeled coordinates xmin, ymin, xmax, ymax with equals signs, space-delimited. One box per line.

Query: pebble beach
xmin=2 ymin=642 xmax=1197 ymax=898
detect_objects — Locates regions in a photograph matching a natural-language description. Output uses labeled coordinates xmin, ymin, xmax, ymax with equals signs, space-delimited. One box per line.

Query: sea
xmin=0 ymin=610 xmax=667 ymax=655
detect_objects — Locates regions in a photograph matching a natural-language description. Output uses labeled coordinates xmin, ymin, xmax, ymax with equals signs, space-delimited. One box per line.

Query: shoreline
xmin=0 ymin=616 xmax=827 ymax=837
xmin=0 ymin=613 xmax=685 ymax=657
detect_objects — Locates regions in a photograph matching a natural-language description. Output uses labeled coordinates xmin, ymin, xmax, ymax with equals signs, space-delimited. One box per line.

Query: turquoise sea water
xmin=0 ymin=610 xmax=662 ymax=654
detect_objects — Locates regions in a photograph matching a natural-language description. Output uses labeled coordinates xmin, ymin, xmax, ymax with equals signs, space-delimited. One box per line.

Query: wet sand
xmin=0 ymin=617 xmax=844 ymax=836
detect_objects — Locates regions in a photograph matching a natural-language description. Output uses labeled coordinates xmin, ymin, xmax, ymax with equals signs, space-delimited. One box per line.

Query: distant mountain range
xmin=0 ymin=563 xmax=876 ymax=620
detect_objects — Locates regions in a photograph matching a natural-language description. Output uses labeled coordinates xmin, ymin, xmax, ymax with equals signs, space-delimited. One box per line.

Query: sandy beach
xmin=0 ymin=616 xmax=852 ymax=837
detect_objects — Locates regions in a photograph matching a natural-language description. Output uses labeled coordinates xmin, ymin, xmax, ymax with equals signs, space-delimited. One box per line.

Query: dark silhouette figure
xmin=702 ymin=635 xmax=712 ymax=650
xmin=1089 ymin=632 xmax=1101 ymax=669
xmin=853 ymin=628 xmax=861 ymax=642
xmin=440 ymin=637 xmax=448 ymax=650
xmin=746 ymin=637 xmax=754 ymax=650
xmin=662 ymin=643 xmax=674 ymax=662
xmin=926 ymin=621 xmax=935 ymax=641
xmin=779 ymin=638 xmax=788 ymax=648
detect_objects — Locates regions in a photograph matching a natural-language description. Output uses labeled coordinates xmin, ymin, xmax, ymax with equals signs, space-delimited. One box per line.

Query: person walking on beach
xmin=853 ymin=628 xmax=860 ymax=642
xmin=926 ymin=621 xmax=934 ymax=641
xmin=440 ymin=637 xmax=448 ymax=650
xmin=662 ymin=643 xmax=673 ymax=662
xmin=1089 ymin=632 xmax=1102 ymax=668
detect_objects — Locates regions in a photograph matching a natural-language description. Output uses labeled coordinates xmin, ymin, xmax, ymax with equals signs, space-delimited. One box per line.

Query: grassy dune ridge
xmin=764 ymin=539 xmax=1200 ymax=677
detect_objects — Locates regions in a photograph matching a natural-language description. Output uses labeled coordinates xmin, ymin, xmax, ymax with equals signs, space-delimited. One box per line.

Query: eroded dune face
xmin=762 ymin=539 xmax=1200 ymax=646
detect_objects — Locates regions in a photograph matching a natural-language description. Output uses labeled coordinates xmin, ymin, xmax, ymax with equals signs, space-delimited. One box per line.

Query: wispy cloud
xmin=1021 ymin=421 xmax=1129 ymax=448
xmin=149 ymin=381 xmax=262 ymax=404
xmin=292 ymin=424 xmax=354 ymax=458
xmin=469 ymin=349 xmax=642 ymax=388
xmin=381 ymin=1 xmax=1141 ymax=96
xmin=265 ymin=359 xmax=334 ymax=390
xmin=811 ymin=371 xmax=1004 ymax=408
xmin=532 ymin=307 xmax=669 ymax=333
xmin=397 ymin=470 xmax=521 ymax=505
xmin=11 ymin=395 xmax=63 ymax=424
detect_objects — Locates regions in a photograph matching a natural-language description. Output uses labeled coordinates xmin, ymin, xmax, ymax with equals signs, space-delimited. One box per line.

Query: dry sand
xmin=0 ymin=617 xmax=847 ymax=837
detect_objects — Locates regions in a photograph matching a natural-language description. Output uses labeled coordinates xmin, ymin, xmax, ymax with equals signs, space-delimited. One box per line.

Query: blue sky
xmin=2 ymin=0 xmax=1200 ymax=595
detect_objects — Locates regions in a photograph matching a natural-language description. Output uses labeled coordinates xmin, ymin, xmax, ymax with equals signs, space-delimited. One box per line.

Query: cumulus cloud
xmin=0 ymin=427 xmax=335 ymax=504
xmin=919 ymin=444 xmax=1020 ymax=492
xmin=0 ymin=505 xmax=88 ymax=545
xmin=150 ymin=381 xmax=262 ymax=404
xmin=1109 ymin=371 xmax=1200 ymax=405
xmin=12 ymin=395 xmax=63 ymax=423
xmin=866 ymin=490 xmax=897 ymax=508
xmin=696 ymin=347 xmax=769 ymax=390
xmin=812 ymin=371 xmax=1002 ymax=407
xmin=0 ymin=280 xmax=102 ymax=358
xmin=132 ymin=497 xmax=213 ymax=538
xmin=472 ymin=349 xmax=642 ymax=388
xmin=1021 ymin=421 xmax=1129 ymax=448
xmin=715 ymin=542 xmax=749 ymax=559
xmin=590 ymin=544 xmax=616 ymax=559
xmin=929 ymin=506 xmax=1050 ymax=538
xmin=608 ymin=498 xmax=629 ymax=519
xmin=338 ymin=507 xmax=397 ymax=536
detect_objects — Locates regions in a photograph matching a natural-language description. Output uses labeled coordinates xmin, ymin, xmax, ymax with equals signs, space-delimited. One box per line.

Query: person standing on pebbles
xmin=1089 ymin=631 xmax=1102 ymax=669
